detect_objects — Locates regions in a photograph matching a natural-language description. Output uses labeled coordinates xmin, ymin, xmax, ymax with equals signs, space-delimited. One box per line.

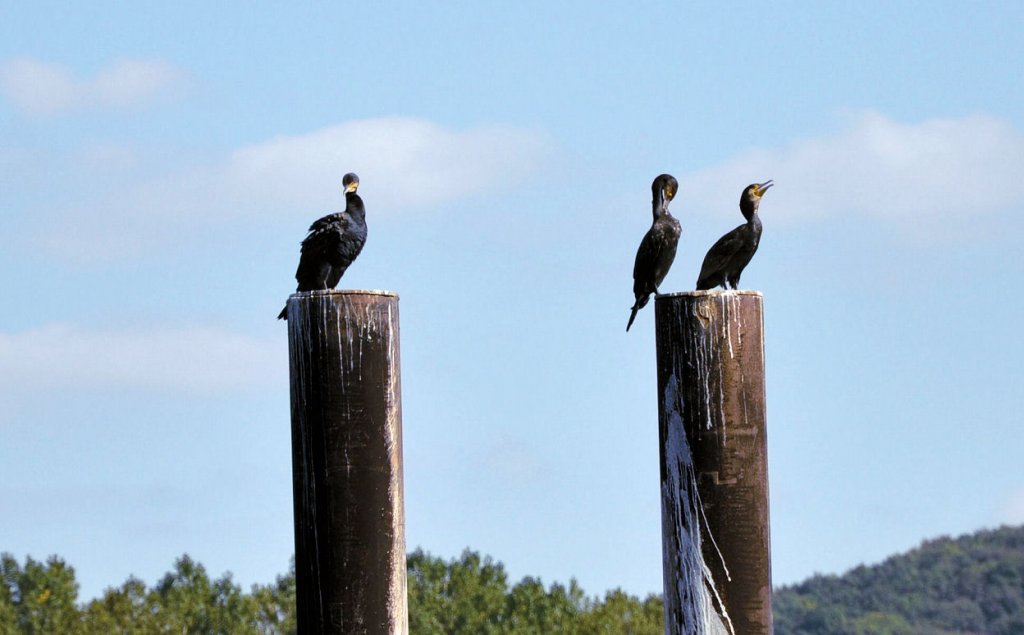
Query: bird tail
xmin=626 ymin=306 xmax=639 ymax=332
xmin=626 ymin=294 xmax=649 ymax=332
xmin=277 ymin=305 xmax=288 ymax=320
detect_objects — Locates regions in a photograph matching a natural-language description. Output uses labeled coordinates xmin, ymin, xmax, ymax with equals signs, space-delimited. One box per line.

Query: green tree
xmin=774 ymin=526 xmax=1024 ymax=635
xmin=79 ymin=576 xmax=154 ymax=634
xmin=0 ymin=553 xmax=80 ymax=635
xmin=579 ymin=589 xmax=663 ymax=635
xmin=5 ymin=523 xmax=1022 ymax=635
xmin=503 ymin=576 xmax=588 ymax=633
xmin=250 ymin=559 xmax=296 ymax=635
xmin=147 ymin=555 xmax=256 ymax=634
xmin=849 ymin=611 xmax=916 ymax=635
xmin=406 ymin=549 xmax=665 ymax=634
xmin=407 ymin=549 xmax=510 ymax=634
xmin=0 ymin=557 xmax=19 ymax=635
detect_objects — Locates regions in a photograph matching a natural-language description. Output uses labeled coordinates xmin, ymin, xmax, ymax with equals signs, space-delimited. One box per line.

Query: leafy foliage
xmin=1 ymin=554 xmax=80 ymax=635
xmin=0 ymin=549 xmax=660 ymax=634
xmin=2 ymin=525 xmax=1023 ymax=634
xmin=406 ymin=549 xmax=662 ymax=634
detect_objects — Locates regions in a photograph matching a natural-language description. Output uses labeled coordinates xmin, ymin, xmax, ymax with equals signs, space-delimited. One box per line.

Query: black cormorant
xmin=277 ymin=173 xmax=367 ymax=320
xmin=627 ymin=174 xmax=680 ymax=332
xmin=695 ymin=180 xmax=772 ymax=291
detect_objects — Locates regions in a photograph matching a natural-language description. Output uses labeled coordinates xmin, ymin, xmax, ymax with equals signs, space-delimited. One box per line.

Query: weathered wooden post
xmin=655 ymin=290 xmax=772 ymax=635
xmin=286 ymin=290 xmax=407 ymax=635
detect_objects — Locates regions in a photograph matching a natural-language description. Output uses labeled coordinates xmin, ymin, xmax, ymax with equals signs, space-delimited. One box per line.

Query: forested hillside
xmin=774 ymin=525 xmax=1024 ymax=635
xmin=3 ymin=525 xmax=1023 ymax=634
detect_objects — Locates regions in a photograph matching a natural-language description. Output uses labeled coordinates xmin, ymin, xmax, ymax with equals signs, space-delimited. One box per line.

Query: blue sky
xmin=2 ymin=1 xmax=1023 ymax=602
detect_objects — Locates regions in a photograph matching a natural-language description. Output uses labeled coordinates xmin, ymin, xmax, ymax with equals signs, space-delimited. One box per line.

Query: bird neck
xmin=346 ymin=193 xmax=365 ymax=217
xmin=740 ymin=200 xmax=759 ymax=223
xmin=651 ymin=199 xmax=669 ymax=220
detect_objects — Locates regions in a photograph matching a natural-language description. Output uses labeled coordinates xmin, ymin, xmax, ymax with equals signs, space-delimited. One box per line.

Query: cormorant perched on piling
xmin=695 ymin=180 xmax=773 ymax=291
xmin=277 ymin=173 xmax=367 ymax=320
xmin=627 ymin=174 xmax=680 ymax=332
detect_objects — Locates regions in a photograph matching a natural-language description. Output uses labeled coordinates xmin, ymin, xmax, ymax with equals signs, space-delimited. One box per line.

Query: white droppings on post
xmin=287 ymin=295 xmax=328 ymax=623
xmin=733 ymin=293 xmax=743 ymax=347
xmin=287 ymin=290 xmax=408 ymax=634
xmin=657 ymin=290 xmax=770 ymax=635
xmin=662 ymin=373 xmax=736 ymax=635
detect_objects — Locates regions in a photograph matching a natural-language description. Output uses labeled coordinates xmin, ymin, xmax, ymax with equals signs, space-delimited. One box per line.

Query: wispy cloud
xmin=224 ymin=118 xmax=549 ymax=213
xmin=36 ymin=117 xmax=552 ymax=262
xmin=0 ymin=324 xmax=284 ymax=395
xmin=998 ymin=489 xmax=1024 ymax=526
xmin=0 ymin=57 xmax=188 ymax=116
xmin=681 ymin=112 xmax=1023 ymax=237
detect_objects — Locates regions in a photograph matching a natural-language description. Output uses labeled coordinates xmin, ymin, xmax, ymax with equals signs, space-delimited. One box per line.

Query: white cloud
xmin=0 ymin=58 xmax=75 ymax=116
xmin=223 ymin=118 xmax=548 ymax=213
xmin=0 ymin=324 xmax=284 ymax=395
xmin=680 ymin=112 xmax=1023 ymax=236
xmin=1 ymin=57 xmax=188 ymax=116
xmin=37 ymin=117 xmax=552 ymax=262
xmin=998 ymin=489 xmax=1024 ymax=525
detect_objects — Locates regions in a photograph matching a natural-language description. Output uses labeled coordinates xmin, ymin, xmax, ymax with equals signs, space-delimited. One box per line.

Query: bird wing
xmin=633 ymin=228 xmax=662 ymax=278
xmin=632 ymin=225 xmax=668 ymax=297
xmin=306 ymin=211 xmax=349 ymax=237
xmin=293 ymin=213 xmax=347 ymax=286
xmin=301 ymin=213 xmax=349 ymax=261
xmin=697 ymin=225 xmax=744 ymax=284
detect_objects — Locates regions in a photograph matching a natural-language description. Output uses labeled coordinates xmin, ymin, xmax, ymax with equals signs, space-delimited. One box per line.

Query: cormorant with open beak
xmin=627 ymin=174 xmax=681 ymax=332
xmin=695 ymin=180 xmax=772 ymax=291
xmin=278 ymin=173 xmax=367 ymax=319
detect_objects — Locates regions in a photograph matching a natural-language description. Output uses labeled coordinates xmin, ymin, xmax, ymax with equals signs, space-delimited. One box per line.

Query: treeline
xmin=5 ymin=525 xmax=1024 ymax=634
xmin=0 ymin=549 xmax=661 ymax=634
xmin=774 ymin=525 xmax=1024 ymax=635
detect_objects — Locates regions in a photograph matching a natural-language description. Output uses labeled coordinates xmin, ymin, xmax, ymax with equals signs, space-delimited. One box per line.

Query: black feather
xmin=695 ymin=182 xmax=770 ymax=291
xmin=278 ymin=173 xmax=367 ymax=320
xmin=628 ymin=174 xmax=681 ymax=332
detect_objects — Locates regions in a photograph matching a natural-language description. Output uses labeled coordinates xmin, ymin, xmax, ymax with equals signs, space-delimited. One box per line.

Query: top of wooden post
xmin=656 ymin=289 xmax=763 ymax=300
xmin=288 ymin=289 xmax=399 ymax=301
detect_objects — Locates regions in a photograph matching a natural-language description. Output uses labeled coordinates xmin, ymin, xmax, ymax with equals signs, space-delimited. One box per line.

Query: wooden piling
xmin=655 ymin=291 xmax=772 ymax=635
xmin=286 ymin=290 xmax=407 ymax=635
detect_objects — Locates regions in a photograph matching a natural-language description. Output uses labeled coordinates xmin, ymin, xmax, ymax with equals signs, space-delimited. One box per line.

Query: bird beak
xmin=757 ymin=180 xmax=774 ymax=196
xmin=657 ymin=188 xmax=670 ymax=212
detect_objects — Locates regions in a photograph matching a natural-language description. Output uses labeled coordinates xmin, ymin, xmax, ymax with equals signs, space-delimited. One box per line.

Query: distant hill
xmin=773 ymin=524 xmax=1024 ymax=635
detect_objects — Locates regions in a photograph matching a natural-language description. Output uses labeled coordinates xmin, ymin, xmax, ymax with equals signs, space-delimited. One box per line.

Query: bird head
xmin=343 ymin=173 xmax=360 ymax=194
xmin=652 ymin=174 xmax=679 ymax=214
xmin=744 ymin=180 xmax=773 ymax=199
xmin=740 ymin=180 xmax=773 ymax=216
